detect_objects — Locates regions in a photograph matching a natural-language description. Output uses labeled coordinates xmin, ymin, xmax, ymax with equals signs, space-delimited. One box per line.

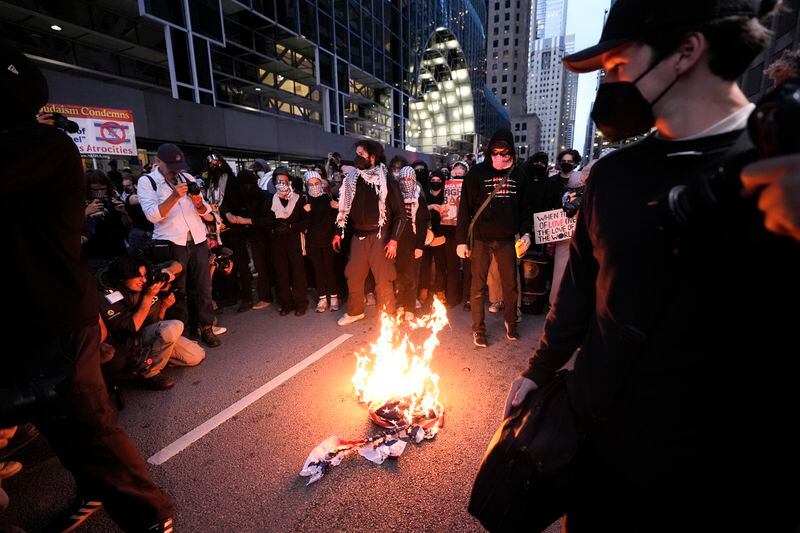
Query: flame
xmin=352 ymin=297 xmax=449 ymax=428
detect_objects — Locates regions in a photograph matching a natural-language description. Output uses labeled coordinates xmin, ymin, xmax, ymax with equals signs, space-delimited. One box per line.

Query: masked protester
xmin=388 ymin=155 xmax=410 ymax=180
xmin=411 ymin=160 xmax=430 ymax=191
xmin=333 ymin=140 xmax=406 ymax=325
xmin=252 ymin=158 xmax=274 ymax=193
xmin=303 ymin=170 xmax=339 ymax=313
xmin=441 ymin=161 xmax=471 ymax=309
xmin=0 ymin=42 xmax=174 ymax=532
xmin=455 ymin=130 xmax=534 ymax=347
xmin=419 ymin=169 xmax=448 ymax=307
xmin=220 ymin=170 xmax=273 ymax=312
xmin=549 ymin=149 xmax=583 ymax=306
xmin=504 ymin=1 xmax=800 ymax=529
xmin=394 ymin=166 xmax=430 ymax=321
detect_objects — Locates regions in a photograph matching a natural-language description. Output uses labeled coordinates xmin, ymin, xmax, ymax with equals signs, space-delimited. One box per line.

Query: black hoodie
xmin=455 ymin=129 xmax=533 ymax=244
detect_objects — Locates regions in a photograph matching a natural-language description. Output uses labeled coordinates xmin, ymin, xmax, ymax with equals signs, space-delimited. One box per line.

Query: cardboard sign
xmin=41 ymin=103 xmax=138 ymax=156
xmin=440 ymin=179 xmax=462 ymax=226
xmin=533 ymin=209 xmax=577 ymax=244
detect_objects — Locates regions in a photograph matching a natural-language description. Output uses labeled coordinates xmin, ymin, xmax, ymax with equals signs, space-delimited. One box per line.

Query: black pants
xmin=396 ymin=227 xmax=421 ymax=312
xmin=271 ymin=230 xmax=308 ymax=311
xmin=165 ymin=238 xmax=214 ymax=329
xmin=419 ymin=243 xmax=447 ymax=294
xmin=226 ymin=228 xmax=271 ymax=303
xmin=6 ymin=326 xmax=174 ymax=531
xmin=307 ymin=245 xmax=337 ymax=298
xmin=443 ymin=229 xmax=468 ymax=306
xmin=345 ymin=232 xmax=396 ymax=316
xmin=470 ymin=239 xmax=518 ymax=333
xmin=249 ymin=226 xmax=273 ymax=302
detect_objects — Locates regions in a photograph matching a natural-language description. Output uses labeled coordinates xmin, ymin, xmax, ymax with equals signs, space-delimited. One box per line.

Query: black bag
xmin=519 ymin=251 xmax=551 ymax=315
xmin=468 ymin=370 xmax=580 ymax=532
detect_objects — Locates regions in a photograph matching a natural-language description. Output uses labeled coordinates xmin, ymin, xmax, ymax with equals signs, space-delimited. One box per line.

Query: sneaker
xmin=253 ymin=300 xmax=271 ymax=310
xmin=365 ymin=293 xmax=377 ymax=306
xmin=48 ymin=498 xmax=103 ymax=533
xmin=473 ymin=331 xmax=488 ymax=348
xmin=505 ymin=321 xmax=520 ymax=341
xmin=0 ymin=461 xmax=22 ymax=480
xmin=404 ymin=311 xmax=415 ymax=322
xmin=212 ymin=325 xmax=227 ymax=336
xmin=200 ymin=326 xmax=221 ymax=347
xmin=330 ymin=296 xmax=340 ymax=311
xmin=415 ymin=299 xmax=422 ymax=309
xmin=139 ymin=374 xmax=175 ymax=391
xmin=237 ymin=300 xmax=252 ymax=313
xmin=338 ymin=313 xmax=365 ymax=326
xmin=316 ymin=298 xmax=329 ymax=313
xmin=488 ymin=301 xmax=504 ymax=313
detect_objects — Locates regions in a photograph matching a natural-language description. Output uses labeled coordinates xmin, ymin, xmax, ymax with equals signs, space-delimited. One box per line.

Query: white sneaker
xmin=365 ymin=293 xmax=377 ymax=306
xmin=316 ymin=298 xmax=329 ymax=313
xmin=330 ymin=296 xmax=340 ymax=311
xmin=253 ymin=300 xmax=271 ymax=310
xmin=338 ymin=313 xmax=365 ymax=326
xmin=212 ymin=325 xmax=227 ymax=335
xmin=415 ymin=299 xmax=422 ymax=309
xmin=488 ymin=301 xmax=504 ymax=313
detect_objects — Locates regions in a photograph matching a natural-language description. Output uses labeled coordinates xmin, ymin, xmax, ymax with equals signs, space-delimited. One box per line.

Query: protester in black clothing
xmin=220 ymin=170 xmax=273 ymax=312
xmin=456 ymin=129 xmax=534 ymax=347
xmin=442 ymin=161 xmax=470 ymax=309
xmin=523 ymin=151 xmax=560 ymax=215
xmin=419 ymin=169 xmax=448 ymax=306
xmin=388 ymin=155 xmax=410 ymax=179
xmin=125 ymin=176 xmax=155 ymax=256
xmin=303 ymin=170 xmax=339 ymax=313
xmin=333 ymin=140 xmax=406 ymax=325
xmin=395 ymin=166 xmax=430 ymax=320
xmin=411 ymin=159 xmax=430 ymax=191
xmin=505 ymin=2 xmax=799 ymax=529
xmin=83 ymin=169 xmax=131 ymax=273
xmin=0 ymin=43 xmax=173 ymax=532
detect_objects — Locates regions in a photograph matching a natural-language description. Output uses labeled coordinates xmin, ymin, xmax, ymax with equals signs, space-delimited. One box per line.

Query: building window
xmin=495 ymin=1 xmax=500 ymax=9
xmin=502 ymin=74 xmax=507 ymax=82
xmin=522 ymin=123 xmax=527 ymax=130
xmin=492 ymin=75 xmax=497 ymax=83
xmin=501 ymin=86 xmax=507 ymax=94
xmin=494 ymin=14 xmax=499 ymax=22
xmin=503 ymin=38 xmax=509 ymax=45
xmin=514 ymin=123 xmax=520 ymax=131
xmin=494 ymin=27 xmax=499 ymax=35
xmin=505 ymin=0 xmax=510 ymax=6
xmin=504 ymin=12 xmax=509 ymax=20
xmin=502 ymin=98 xmax=507 ymax=105
xmin=514 ymin=38 xmax=518 ymax=46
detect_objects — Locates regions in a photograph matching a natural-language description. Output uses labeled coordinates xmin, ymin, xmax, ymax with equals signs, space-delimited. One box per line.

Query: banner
xmin=533 ymin=209 xmax=577 ymax=244
xmin=440 ymin=178 xmax=462 ymax=226
xmin=41 ymin=103 xmax=138 ymax=156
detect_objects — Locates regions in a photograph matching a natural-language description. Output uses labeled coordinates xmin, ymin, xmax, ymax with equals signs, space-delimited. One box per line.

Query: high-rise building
xmin=526 ymin=0 xmax=577 ymax=161
xmin=0 ymin=0 xmax=505 ymax=167
xmin=486 ymin=0 xmax=541 ymax=159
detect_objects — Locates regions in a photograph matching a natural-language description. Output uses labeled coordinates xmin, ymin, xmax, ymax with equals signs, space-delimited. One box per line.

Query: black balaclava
xmin=410 ymin=160 xmax=430 ymax=190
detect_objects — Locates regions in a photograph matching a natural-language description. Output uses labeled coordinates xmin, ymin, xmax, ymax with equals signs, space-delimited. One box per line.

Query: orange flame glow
xmin=352 ymin=298 xmax=449 ymax=428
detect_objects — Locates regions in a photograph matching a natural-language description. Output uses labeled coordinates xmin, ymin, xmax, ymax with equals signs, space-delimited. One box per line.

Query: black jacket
xmin=455 ymin=130 xmax=534 ymax=244
xmin=343 ymin=172 xmax=406 ymax=241
xmin=305 ymin=194 xmax=337 ymax=248
xmin=425 ymin=189 xmax=445 ymax=237
xmin=400 ymin=192 xmax=431 ymax=250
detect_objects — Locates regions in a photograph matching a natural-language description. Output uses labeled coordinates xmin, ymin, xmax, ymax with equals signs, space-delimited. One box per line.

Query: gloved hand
xmin=457 ymin=244 xmax=470 ymax=259
xmin=515 ymin=234 xmax=531 ymax=258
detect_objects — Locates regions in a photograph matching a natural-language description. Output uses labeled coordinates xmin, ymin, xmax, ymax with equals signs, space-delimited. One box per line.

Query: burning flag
xmin=300 ymin=299 xmax=449 ymax=485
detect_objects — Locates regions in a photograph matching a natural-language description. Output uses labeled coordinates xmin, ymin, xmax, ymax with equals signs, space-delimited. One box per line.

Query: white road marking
xmin=148 ymin=333 xmax=353 ymax=465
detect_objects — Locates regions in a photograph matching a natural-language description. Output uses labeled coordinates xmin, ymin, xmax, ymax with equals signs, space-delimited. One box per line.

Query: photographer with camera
xmin=502 ymin=1 xmax=799 ymax=530
xmin=137 ymin=143 xmax=222 ymax=347
xmin=1 ymin=43 xmax=174 ymax=531
xmin=83 ymin=169 xmax=132 ymax=273
xmin=99 ymin=256 xmax=205 ymax=390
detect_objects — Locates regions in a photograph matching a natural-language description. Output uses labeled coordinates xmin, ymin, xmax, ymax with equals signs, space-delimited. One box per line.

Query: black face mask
xmin=353 ymin=155 xmax=371 ymax=170
xmin=530 ymin=164 xmax=547 ymax=179
xmin=430 ymin=181 xmax=443 ymax=192
xmin=559 ymin=161 xmax=575 ymax=174
xmin=591 ymin=56 xmax=680 ymax=142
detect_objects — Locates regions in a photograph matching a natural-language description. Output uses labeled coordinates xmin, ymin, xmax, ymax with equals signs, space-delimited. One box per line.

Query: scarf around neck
xmin=336 ymin=163 xmax=388 ymax=237
xmin=404 ymin=183 xmax=421 ymax=235
xmin=272 ymin=191 xmax=298 ymax=219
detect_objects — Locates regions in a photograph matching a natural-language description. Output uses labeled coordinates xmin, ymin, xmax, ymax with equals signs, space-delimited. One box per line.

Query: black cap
xmin=156 ymin=143 xmax=189 ymax=173
xmin=273 ymin=166 xmax=291 ymax=178
xmin=563 ymin=0 xmax=760 ymax=73
xmin=0 ymin=41 xmax=48 ymax=122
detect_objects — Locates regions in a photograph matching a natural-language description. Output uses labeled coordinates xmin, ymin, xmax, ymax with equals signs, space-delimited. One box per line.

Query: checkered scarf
xmin=336 ymin=163 xmax=388 ymax=237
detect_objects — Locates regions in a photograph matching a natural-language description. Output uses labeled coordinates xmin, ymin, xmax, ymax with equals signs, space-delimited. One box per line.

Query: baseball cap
xmin=156 ymin=143 xmax=189 ymax=173
xmin=563 ymin=0 xmax=760 ymax=73
xmin=273 ymin=166 xmax=291 ymax=178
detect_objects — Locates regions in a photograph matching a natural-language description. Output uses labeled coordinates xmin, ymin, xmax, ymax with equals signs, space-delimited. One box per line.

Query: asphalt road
xmin=2 ymin=301 xmax=561 ymax=533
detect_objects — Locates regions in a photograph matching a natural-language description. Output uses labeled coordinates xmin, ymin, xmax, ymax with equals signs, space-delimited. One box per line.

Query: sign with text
xmin=41 ymin=103 xmax=137 ymax=156
xmin=533 ymin=209 xmax=577 ymax=244
xmin=440 ymin=178 xmax=462 ymax=226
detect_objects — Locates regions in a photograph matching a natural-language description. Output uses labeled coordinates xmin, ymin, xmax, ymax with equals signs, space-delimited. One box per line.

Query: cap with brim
xmin=273 ymin=166 xmax=291 ymax=178
xmin=156 ymin=143 xmax=189 ymax=172
xmin=563 ymin=0 xmax=759 ymax=74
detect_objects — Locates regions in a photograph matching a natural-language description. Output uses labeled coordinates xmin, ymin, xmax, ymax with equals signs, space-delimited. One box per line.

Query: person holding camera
xmin=83 ymin=169 xmax=132 ymax=273
xmin=137 ymin=143 xmax=222 ymax=347
xmin=1 ymin=43 xmax=174 ymax=532
xmin=98 ymin=256 xmax=205 ymax=390
xmin=504 ymin=1 xmax=799 ymax=529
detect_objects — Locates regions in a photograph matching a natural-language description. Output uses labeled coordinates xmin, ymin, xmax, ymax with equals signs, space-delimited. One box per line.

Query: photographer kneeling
xmin=99 ymin=256 xmax=205 ymax=390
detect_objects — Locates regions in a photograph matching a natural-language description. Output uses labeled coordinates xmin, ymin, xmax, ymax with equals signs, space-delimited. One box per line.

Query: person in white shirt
xmin=136 ymin=143 xmax=221 ymax=348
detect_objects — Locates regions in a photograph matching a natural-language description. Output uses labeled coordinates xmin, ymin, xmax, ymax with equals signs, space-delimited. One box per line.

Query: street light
xmin=50 ymin=24 xmax=62 ymax=31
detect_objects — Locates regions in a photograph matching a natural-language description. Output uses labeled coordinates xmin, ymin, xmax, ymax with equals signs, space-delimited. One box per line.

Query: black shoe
xmin=473 ymin=331 xmax=488 ymax=348
xmin=464 ymin=302 xmax=471 ymax=311
xmin=294 ymin=308 xmax=307 ymax=317
xmin=279 ymin=306 xmax=293 ymax=316
xmin=140 ymin=374 xmax=175 ymax=391
xmin=506 ymin=322 xmax=520 ymax=341
xmin=47 ymin=497 xmax=103 ymax=532
xmin=237 ymin=300 xmax=252 ymax=313
xmin=146 ymin=517 xmax=174 ymax=533
xmin=200 ymin=326 xmax=221 ymax=347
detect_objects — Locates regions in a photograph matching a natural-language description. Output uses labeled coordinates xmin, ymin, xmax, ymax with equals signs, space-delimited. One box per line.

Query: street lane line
xmin=148 ymin=333 xmax=353 ymax=465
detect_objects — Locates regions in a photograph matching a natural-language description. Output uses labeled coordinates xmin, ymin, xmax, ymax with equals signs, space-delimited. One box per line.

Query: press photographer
xmin=0 ymin=42 xmax=174 ymax=531
xmin=98 ymin=256 xmax=205 ymax=391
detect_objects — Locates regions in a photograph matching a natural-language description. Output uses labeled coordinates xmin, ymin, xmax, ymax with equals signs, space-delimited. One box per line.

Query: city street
xmin=3 ymin=302 xmax=561 ymax=532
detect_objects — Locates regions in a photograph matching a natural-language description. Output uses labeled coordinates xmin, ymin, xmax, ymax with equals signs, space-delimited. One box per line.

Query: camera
xmin=562 ymin=189 xmax=583 ymax=219
xmin=654 ymin=79 xmax=800 ymax=235
xmin=186 ymin=181 xmax=202 ymax=196
xmin=50 ymin=112 xmax=80 ymax=134
xmin=211 ymin=246 xmax=233 ymax=270
xmin=146 ymin=267 xmax=170 ymax=285
xmin=0 ymin=375 xmax=64 ymax=427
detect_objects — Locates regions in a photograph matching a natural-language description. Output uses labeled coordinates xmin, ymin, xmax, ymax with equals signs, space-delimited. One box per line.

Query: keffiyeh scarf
xmin=336 ymin=163 xmax=388 ymax=237
xmin=272 ymin=190 xmax=298 ymax=219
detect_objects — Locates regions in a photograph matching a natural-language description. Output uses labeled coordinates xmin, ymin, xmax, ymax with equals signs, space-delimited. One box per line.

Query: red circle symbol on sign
xmin=99 ymin=122 xmax=127 ymax=145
